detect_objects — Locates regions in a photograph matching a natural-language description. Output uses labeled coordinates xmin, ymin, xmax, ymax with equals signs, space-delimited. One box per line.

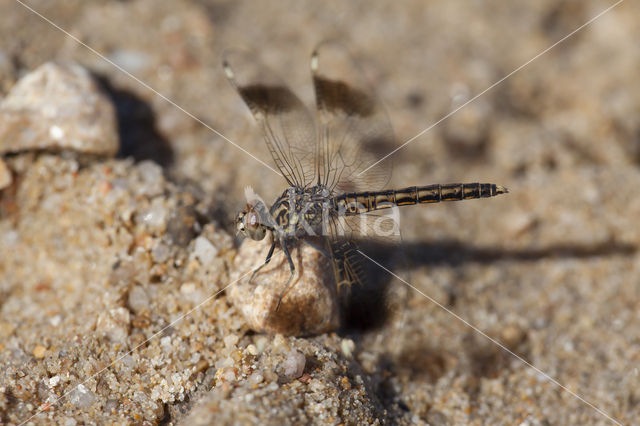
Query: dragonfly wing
xmin=224 ymin=49 xmax=317 ymax=187
xmin=311 ymin=41 xmax=394 ymax=193
xmin=329 ymin=209 xmax=402 ymax=245
xmin=328 ymin=239 xmax=367 ymax=292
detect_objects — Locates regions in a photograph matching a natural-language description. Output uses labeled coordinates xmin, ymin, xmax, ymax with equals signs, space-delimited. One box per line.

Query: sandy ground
xmin=1 ymin=0 xmax=639 ymax=424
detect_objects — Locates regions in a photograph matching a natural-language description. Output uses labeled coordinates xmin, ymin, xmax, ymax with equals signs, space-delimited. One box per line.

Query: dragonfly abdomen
xmin=334 ymin=183 xmax=508 ymax=214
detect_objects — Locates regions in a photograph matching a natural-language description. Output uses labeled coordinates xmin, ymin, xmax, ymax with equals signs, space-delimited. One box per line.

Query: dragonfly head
xmin=236 ymin=204 xmax=268 ymax=241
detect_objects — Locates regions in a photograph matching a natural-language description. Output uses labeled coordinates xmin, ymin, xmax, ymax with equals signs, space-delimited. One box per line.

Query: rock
xmin=0 ymin=158 xmax=11 ymax=190
xmin=48 ymin=375 xmax=61 ymax=388
xmin=108 ymin=49 xmax=151 ymax=74
xmin=340 ymin=338 xmax=355 ymax=358
xmin=426 ymin=410 xmax=450 ymax=426
xmin=228 ymin=238 xmax=340 ymax=336
xmin=166 ymin=203 xmax=198 ymax=247
xmin=69 ymin=384 xmax=96 ymax=408
xmin=0 ymin=62 xmax=118 ymax=156
xmin=193 ymin=236 xmax=218 ymax=265
xmin=32 ymin=345 xmax=47 ymax=359
xmin=223 ymin=334 xmax=238 ymax=348
xmin=96 ymin=307 xmax=131 ymax=343
xmin=500 ymin=324 xmax=526 ymax=349
xmin=128 ymin=285 xmax=150 ymax=315
xmin=442 ymin=100 xmax=491 ymax=157
xmin=137 ymin=197 xmax=169 ymax=233
xmin=135 ymin=160 xmax=164 ymax=197
xmin=283 ymin=349 xmax=306 ymax=379
xmin=151 ymin=241 xmax=171 ymax=263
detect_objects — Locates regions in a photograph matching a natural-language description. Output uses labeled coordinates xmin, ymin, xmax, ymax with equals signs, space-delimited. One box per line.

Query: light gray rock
xmin=69 ymin=384 xmax=96 ymax=408
xmin=193 ymin=235 xmax=219 ymax=265
xmin=0 ymin=62 xmax=118 ymax=156
xmin=229 ymin=238 xmax=340 ymax=336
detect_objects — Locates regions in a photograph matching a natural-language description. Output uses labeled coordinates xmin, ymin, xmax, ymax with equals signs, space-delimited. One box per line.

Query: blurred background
xmin=1 ymin=0 xmax=639 ymax=424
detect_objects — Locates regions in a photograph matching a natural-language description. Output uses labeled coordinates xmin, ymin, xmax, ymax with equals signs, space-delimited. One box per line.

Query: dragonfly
xmin=223 ymin=42 xmax=507 ymax=311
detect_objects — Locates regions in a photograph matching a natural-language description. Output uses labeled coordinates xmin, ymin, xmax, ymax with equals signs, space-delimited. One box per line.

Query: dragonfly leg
xmin=249 ymin=241 xmax=276 ymax=284
xmin=275 ymin=240 xmax=296 ymax=311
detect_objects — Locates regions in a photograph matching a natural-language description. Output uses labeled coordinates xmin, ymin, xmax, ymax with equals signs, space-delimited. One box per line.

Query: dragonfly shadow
xmin=94 ymin=74 xmax=174 ymax=168
xmin=400 ymin=239 xmax=637 ymax=266
xmin=339 ymin=241 xmax=403 ymax=333
xmin=339 ymin=238 xmax=636 ymax=333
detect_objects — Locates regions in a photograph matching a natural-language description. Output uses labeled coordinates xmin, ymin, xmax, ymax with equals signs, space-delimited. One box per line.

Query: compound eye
xmin=244 ymin=211 xmax=266 ymax=240
xmin=235 ymin=212 xmax=247 ymax=234
xmin=245 ymin=211 xmax=258 ymax=227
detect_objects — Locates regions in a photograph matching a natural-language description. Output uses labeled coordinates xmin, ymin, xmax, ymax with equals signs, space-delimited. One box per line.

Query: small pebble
xmin=193 ymin=236 xmax=218 ymax=265
xmin=151 ymin=241 xmax=171 ymax=263
xmin=160 ymin=336 xmax=172 ymax=349
xmin=135 ymin=161 xmax=164 ymax=197
xmin=215 ymin=367 xmax=237 ymax=382
xmin=501 ymin=324 xmax=526 ymax=349
xmin=96 ymin=307 xmax=131 ymax=343
xmin=341 ymin=338 xmax=355 ymax=358
xmin=283 ymin=349 xmax=306 ymax=379
xmin=443 ymin=100 xmax=490 ymax=156
xmin=48 ymin=376 xmax=61 ymax=388
xmin=248 ymin=372 xmax=264 ymax=385
xmin=1 ymin=229 xmax=18 ymax=247
xmin=298 ymin=373 xmax=312 ymax=384
xmin=166 ymin=204 xmax=198 ymax=247
xmin=103 ymin=399 xmax=119 ymax=414
xmin=108 ymin=49 xmax=151 ymax=74
xmin=180 ymin=282 xmax=203 ymax=305
xmin=340 ymin=376 xmax=351 ymax=390
xmin=426 ymin=409 xmax=449 ymax=426
xmin=69 ymin=384 xmax=95 ymax=408
xmin=273 ymin=334 xmax=287 ymax=350
xmin=139 ymin=199 xmax=168 ymax=232
xmin=265 ymin=382 xmax=278 ymax=392
xmin=223 ymin=334 xmax=239 ymax=348
xmin=49 ymin=315 xmax=61 ymax=327
xmin=246 ymin=344 xmax=258 ymax=356
xmin=32 ymin=345 xmax=47 ymax=359
xmin=254 ymin=336 xmax=269 ymax=353
xmin=128 ymin=286 xmax=150 ymax=315
xmin=504 ymin=210 xmax=537 ymax=238
xmin=180 ymin=282 xmax=196 ymax=294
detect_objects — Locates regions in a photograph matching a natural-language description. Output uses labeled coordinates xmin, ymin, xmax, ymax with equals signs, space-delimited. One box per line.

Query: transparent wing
xmin=328 ymin=209 xmax=402 ymax=245
xmin=329 ymin=239 xmax=368 ymax=292
xmin=311 ymin=41 xmax=395 ymax=194
xmin=223 ymin=49 xmax=317 ymax=187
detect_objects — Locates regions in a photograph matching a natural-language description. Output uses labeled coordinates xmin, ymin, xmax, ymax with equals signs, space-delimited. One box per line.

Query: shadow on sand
xmin=340 ymin=238 xmax=637 ymax=333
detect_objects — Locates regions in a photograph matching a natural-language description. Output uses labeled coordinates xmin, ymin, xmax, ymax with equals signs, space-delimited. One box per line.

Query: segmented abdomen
xmin=333 ymin=183 xmax=508 ymax=215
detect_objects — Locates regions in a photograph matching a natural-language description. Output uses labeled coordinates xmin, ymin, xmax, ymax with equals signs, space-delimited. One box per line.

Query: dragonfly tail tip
xmin=495 ymin=185 xmax=509 ymax=195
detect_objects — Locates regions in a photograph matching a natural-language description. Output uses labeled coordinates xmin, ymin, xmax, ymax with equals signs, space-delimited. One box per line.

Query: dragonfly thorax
xmin=269 ymin=185 xmax=333 ymax=239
